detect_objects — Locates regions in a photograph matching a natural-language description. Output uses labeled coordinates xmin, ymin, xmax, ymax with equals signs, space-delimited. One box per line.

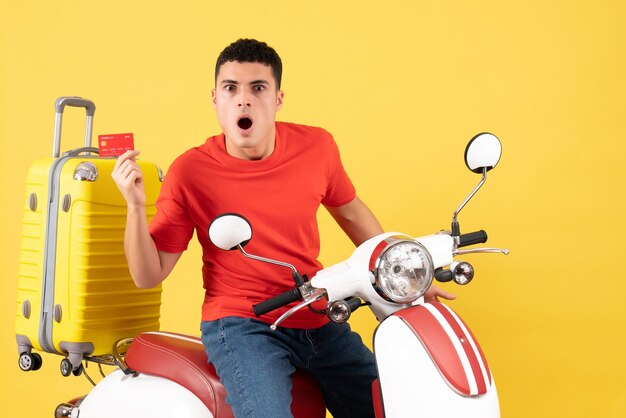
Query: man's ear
xmin=211 ymin=89 xmax=217 ymax=108
xmin=276 ymin=90 xmax=284 ymax=111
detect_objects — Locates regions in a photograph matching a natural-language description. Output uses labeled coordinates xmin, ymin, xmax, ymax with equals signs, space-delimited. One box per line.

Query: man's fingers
xmin=424 ymin=285 xmax=457 ymax=303
xmin=119 ymin=160 xmax=139 ymax=179
xmin=113 ymin=149 xmax=141 ymax=171
xmin=437 ymin=288 xmax=457 ymax=301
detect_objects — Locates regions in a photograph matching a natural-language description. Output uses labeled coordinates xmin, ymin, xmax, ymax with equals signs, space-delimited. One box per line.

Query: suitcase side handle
xmin=62 ymin=147 xmax=100 ymax=157
xmin=53 ymin=96 xmax=97 ymax=158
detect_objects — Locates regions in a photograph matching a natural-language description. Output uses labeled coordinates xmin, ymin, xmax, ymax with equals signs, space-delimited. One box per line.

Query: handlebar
xmin=252 ymin=288 xmax=302 ymax=317
xmin=458 ymin=230 xmax=488 ymax=247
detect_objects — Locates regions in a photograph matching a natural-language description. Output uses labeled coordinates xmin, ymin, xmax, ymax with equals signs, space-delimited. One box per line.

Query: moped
xmin=55 ymin=132 xmax=507 ymax=418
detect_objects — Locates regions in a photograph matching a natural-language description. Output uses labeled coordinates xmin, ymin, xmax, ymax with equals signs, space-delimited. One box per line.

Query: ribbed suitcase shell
xmin=16 ymin=97 xmax=163 ymax=371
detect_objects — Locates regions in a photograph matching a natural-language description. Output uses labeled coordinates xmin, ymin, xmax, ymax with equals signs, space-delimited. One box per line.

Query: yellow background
xmin=2 ymin=1 xmax=625 ymax=416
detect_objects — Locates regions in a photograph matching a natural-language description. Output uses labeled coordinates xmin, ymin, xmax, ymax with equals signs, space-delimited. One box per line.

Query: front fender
xmin=373 ymin=303 xmax=499 ymax=418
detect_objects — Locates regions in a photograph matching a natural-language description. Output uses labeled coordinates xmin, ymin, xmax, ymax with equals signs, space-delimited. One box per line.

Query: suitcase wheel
xmin=60 ymin=358 xmax=84 ymax=377
xmin=60 ymin=358 xmax=73 ymax=377
xmin=18 ymin=352 xmax=42 ymax=372
xmin=72 ymin=363 xmax=84 ymax=377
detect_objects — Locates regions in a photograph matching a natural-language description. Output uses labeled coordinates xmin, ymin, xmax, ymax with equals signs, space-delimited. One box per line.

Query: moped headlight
xmin=374 ymin=240 xmax=434 ymax=303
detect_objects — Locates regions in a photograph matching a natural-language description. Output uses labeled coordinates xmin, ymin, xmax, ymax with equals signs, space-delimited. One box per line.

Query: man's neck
xmin=224 ymin=137 xmax=276 ymax=161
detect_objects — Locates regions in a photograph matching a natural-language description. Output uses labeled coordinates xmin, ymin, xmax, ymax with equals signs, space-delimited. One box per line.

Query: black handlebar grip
xmin=346 ymin=297 xmax=362 ymax=313
xmin=458 ymin=230 xmax=488 ymax=247
xmin=253 ymin=288 xmax=302 ymax=317
xmin=435 ymin=268 xmax=453 ymax=282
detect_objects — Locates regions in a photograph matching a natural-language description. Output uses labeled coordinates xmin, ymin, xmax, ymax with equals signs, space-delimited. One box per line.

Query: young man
xmin=113 ymin=38 xmax=453 ymax=418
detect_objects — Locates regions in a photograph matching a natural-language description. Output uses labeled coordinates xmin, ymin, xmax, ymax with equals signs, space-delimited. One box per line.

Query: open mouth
xmin=237 ymin=116 xmax=253 ymax=130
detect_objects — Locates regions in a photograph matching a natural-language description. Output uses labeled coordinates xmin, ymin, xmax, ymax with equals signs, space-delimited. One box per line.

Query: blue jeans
xmin=200 ymin=317 xmax=377 ymax=418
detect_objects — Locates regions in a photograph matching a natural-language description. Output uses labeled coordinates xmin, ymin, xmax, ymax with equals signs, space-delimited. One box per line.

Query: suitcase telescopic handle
xmin=53 ymin=96 xmax=97 ymax=158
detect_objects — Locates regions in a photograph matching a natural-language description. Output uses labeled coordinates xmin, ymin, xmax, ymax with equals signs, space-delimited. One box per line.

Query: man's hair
xmin=215 ymin=39 xmax=283 ymax=89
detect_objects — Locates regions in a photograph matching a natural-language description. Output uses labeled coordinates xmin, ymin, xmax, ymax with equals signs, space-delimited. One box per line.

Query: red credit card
xmin=98 ymin=133 xmax=135 ymax=157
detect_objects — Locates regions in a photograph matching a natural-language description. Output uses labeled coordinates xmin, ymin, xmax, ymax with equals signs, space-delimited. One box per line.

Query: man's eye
xmin=253 ymin=85 xmax=265 ymax=92
xmin=225 ymin=85 xmax=236 ymax=92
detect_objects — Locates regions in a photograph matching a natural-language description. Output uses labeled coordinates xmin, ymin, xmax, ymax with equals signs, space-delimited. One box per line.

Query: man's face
xmin=212 ymin=61 xmax=284 ymax=160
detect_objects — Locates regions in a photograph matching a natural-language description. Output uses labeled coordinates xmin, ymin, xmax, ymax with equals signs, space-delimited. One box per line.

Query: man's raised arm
xmin=112 ymin=150 xmax=181 ymax=288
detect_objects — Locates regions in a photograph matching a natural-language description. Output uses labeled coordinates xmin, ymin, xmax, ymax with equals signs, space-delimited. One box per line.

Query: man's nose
xmin=237 ymin=91 xmax=252 ymax=107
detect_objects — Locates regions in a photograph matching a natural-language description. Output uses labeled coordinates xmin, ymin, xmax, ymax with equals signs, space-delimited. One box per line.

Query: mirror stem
xmin=237 ymin=245 xmax=303 ymax=283
xmin=451 ymin=167 xmax=487 ymax=235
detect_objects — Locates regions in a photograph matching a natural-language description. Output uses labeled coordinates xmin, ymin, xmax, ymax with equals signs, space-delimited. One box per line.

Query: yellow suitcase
xmin=15 ymin=97 xmax=163 ymax=376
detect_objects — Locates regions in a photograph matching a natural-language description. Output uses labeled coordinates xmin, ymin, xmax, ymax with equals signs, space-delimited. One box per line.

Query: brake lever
xmin=270 ymin=289 xmax=327 ymax=331
xmin=454 ymin=247 xmax=509 ymax=256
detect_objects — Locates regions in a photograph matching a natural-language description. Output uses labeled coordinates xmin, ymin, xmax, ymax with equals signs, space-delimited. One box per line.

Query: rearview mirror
xmin=208 ymin=213 xmax=252 ymax=251
xmin=464 ymin=132 xmax=502 ymax=174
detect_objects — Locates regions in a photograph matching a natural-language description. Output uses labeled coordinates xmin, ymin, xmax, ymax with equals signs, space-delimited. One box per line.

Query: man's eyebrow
xmin=219 ymin=80 xmax=269 ymax=85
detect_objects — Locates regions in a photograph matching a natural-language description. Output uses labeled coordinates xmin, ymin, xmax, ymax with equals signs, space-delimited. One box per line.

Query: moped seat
xmin=125 ymin=331 xmax=326 ymax=418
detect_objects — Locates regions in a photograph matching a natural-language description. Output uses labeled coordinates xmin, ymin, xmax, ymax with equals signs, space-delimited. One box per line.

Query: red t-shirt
xmin=149 ymin=122 xmax=356 ymax=328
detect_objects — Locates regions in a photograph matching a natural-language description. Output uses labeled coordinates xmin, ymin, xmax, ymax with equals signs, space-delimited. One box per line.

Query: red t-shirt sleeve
xmin=320 ymin=133 xmax=356 ymax=207
xmin=149 ymin=159 xmax=195 ymax=253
